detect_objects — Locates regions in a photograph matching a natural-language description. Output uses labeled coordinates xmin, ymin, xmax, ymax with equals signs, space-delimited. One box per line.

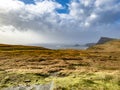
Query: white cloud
xmin=0 ymin=0 xmax=24 ymax=13
xmin=26 ymin=0 xmax=62 ymax=14
xmin=0 ymin=0 xmax=120 ymax=44
xmin=95 ymin=0 xmax=115 ymax=7
xmin=81 ymin=0 xmax=95 ymax=7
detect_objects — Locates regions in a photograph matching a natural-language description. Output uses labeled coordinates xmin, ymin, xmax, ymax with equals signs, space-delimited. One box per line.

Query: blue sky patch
xmin=19 ymin=0 xmax=35 ymax=4
xmin=55 ymin=0 xmax=70 ymax=14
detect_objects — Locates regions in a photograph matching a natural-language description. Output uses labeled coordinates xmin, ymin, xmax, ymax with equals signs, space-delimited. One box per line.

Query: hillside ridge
xmin=96 ymin=37 xmax=116 ymax=44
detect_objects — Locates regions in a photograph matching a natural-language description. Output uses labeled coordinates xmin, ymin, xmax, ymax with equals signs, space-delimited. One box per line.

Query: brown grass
xmin=0 ymin=40 xmax=120 ymax=75
xmin=0 ymin=40 xmax=120 ymax=89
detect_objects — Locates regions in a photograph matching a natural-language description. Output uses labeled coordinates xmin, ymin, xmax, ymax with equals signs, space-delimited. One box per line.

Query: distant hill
xmin=88 ymin=39 xmax=120 ymax=52
xmin=96 ymin=37 xmax=115 ymax=45
xmin=85 ymin=43 xmax=96 ymax=47
xmin=0 ymin=44 xmax=48 ymax=51
xmin=85 ymin=37 xmax=116 ymax=47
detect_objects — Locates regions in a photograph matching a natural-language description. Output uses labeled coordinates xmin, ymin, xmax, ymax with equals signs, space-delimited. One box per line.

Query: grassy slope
xmin=0 ymin=40 xmax=120 ymax=90
xmin=0 ymin=44 xmax=48 ymax=51
xmin=88 ymin=40 xmax=120 ymax=52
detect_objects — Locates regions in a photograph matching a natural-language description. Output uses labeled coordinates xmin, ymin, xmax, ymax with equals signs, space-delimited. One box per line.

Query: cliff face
xmin=96 ymin=37 xmax=115 ymax=44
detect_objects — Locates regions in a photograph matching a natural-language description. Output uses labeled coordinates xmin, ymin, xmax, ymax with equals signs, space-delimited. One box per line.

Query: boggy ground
xmin=0 ymin=40 xmax=120 ymax=90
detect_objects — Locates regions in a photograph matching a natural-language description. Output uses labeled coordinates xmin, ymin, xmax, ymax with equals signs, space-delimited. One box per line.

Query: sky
xmin=0 ymin=0 xmax=120 ymax=44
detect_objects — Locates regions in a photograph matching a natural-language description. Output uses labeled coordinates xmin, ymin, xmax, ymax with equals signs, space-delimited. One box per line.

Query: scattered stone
xmin=3 ymin=81 xmax=54 ymax=90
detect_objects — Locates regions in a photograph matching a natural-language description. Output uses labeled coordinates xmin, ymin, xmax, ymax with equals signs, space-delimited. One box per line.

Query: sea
xmin=31 ymin=43 xmax=88 ymax=50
